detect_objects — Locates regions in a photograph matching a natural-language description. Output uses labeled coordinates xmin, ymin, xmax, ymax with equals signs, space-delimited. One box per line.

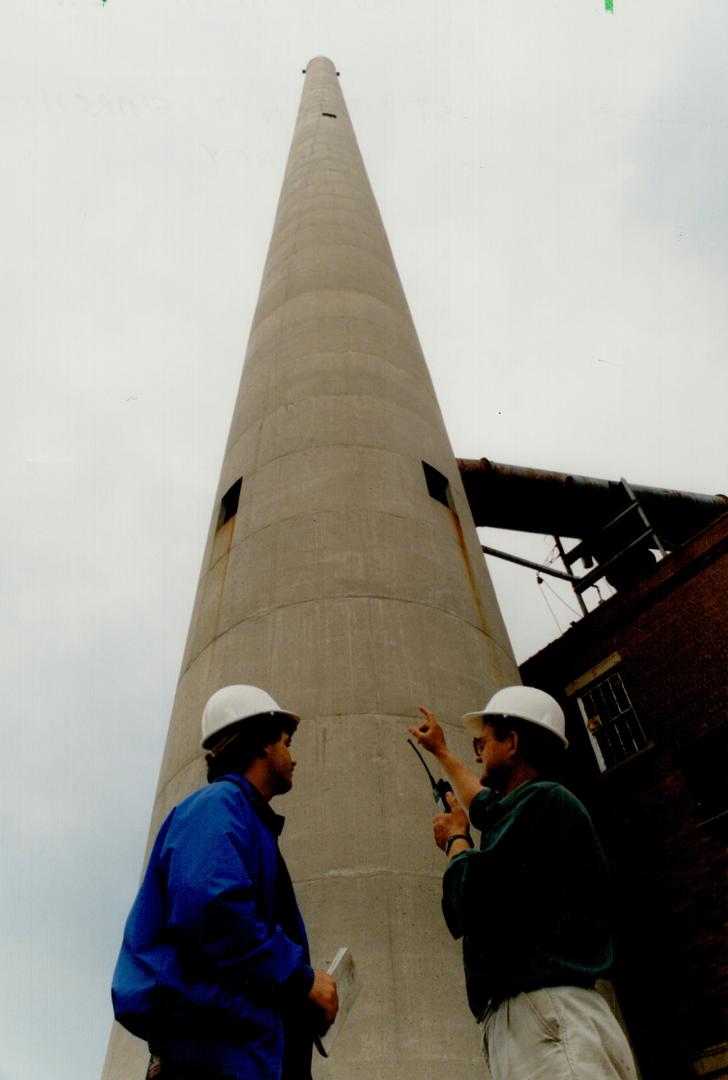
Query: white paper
xmin=314 ymin=946 xmax=361 ymax=1058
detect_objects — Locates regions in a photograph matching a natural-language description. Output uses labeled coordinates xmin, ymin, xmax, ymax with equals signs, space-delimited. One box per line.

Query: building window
xmin=575 ymin=672 xmax=649 ymax=772
xmin=217 ymin=478 xmax=242 ymax=529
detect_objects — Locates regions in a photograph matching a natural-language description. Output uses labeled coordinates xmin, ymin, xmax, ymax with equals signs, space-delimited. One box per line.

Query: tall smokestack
xmin=102 ymin=57 xmax=518 ymax=1079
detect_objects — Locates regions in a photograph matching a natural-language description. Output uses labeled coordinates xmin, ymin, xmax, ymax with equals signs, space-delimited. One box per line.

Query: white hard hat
xmin=201 ymin=685 xmax=300 ymax=749
xmin=462 ymin=686 xmax=568 ymax=748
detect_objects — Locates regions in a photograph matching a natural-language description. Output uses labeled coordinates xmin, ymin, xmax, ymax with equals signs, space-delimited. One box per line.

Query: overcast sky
xmin=2 ymin=2 xmax=726 ymax=1077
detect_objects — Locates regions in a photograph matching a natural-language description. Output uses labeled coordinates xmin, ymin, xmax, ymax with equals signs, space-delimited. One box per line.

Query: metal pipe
xmin=458 ymin=457 xmax=726 ymax=545
xmin=479 ymin=543 xmax=576 ymax=581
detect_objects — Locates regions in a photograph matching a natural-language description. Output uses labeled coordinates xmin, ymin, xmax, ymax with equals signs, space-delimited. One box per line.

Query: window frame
xmin=567 ymin=655 xmax=651 ymax=773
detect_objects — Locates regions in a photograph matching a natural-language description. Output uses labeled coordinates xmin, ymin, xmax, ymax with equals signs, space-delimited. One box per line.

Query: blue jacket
xmin=112 ymin=774 xmax=314 ymax=1079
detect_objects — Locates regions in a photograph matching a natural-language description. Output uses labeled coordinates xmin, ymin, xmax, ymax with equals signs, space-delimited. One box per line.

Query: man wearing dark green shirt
xmin=409 ymin=686 xmax=637 ymax=1080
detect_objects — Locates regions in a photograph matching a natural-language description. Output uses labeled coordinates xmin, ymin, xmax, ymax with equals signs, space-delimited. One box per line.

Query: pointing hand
xmin=407 ymin=706 xmax=447 ymax=757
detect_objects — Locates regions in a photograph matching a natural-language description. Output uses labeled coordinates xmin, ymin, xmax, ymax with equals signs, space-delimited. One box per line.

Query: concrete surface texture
xmin=101 ymin=56 xmax=519 ymax=1080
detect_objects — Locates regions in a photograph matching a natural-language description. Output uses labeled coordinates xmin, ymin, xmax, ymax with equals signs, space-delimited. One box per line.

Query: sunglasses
xmin=472 ymin=735 xmax=499 ymax=756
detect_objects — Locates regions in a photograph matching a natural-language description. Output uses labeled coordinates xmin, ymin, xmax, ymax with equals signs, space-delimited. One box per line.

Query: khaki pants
xmin=481 ymin=986 xmax=638 ymax=1080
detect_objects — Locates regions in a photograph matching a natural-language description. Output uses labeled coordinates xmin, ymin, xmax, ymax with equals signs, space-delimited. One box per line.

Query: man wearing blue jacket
xmin=112 ymin=685 xmax=338 ymax=1080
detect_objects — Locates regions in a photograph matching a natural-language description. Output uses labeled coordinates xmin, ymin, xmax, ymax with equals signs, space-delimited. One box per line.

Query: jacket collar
xmin=215 ymin=773 xmax=286 ymax=837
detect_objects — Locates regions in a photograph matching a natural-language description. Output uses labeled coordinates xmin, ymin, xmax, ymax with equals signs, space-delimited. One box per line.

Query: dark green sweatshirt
xmin=442 ymin=780 xmax=614 ymax=1019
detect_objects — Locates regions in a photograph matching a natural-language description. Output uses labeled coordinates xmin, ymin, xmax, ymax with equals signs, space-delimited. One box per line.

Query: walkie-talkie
xmin=407 ymin=739 xmax=453 ymax=813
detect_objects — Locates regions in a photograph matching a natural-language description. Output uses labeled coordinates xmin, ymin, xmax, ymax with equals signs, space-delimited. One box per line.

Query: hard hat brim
xmin=200 ymin=709 xmax=301 ymax=750
xmin=461 ymin=710 xmax=568 ymax=749
xmin=462 ymin=710 xmax=488 ymax=734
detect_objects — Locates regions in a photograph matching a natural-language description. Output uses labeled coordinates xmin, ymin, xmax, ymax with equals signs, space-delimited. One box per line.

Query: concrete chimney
xmin=101 ymin=56 xmax=518 ymax=1080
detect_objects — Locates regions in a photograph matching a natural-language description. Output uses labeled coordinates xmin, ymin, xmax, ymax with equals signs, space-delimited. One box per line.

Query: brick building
xmin=519 ymin=512 xmax=728 ymax=1080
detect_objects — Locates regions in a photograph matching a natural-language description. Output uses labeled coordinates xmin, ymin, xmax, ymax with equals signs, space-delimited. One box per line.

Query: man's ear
xmin=258 ymin=734 xmax=283 ymax=758
xmin=506 ymin=728 xmax=519 ymax=761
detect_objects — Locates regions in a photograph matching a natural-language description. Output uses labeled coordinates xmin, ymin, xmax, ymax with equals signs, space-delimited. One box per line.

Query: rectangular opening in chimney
xmin=218 ymin=478 xmax=242 ymax=529
xmin=422 ymin=462 xmax=451 ymax=508
xmin=322 ymin=112 xmax=337 ymax=118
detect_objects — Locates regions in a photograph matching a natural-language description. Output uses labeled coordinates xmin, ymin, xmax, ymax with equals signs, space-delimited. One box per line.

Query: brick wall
xmin=521 ymin=515 xmax=728 ymax=1080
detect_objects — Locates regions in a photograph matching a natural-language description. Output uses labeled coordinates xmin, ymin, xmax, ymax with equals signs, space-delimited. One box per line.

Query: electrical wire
xmin=536 ymin=575 xmax=564 ymax=633
xmin=539 ymin=575 xmax=583 ymax=619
